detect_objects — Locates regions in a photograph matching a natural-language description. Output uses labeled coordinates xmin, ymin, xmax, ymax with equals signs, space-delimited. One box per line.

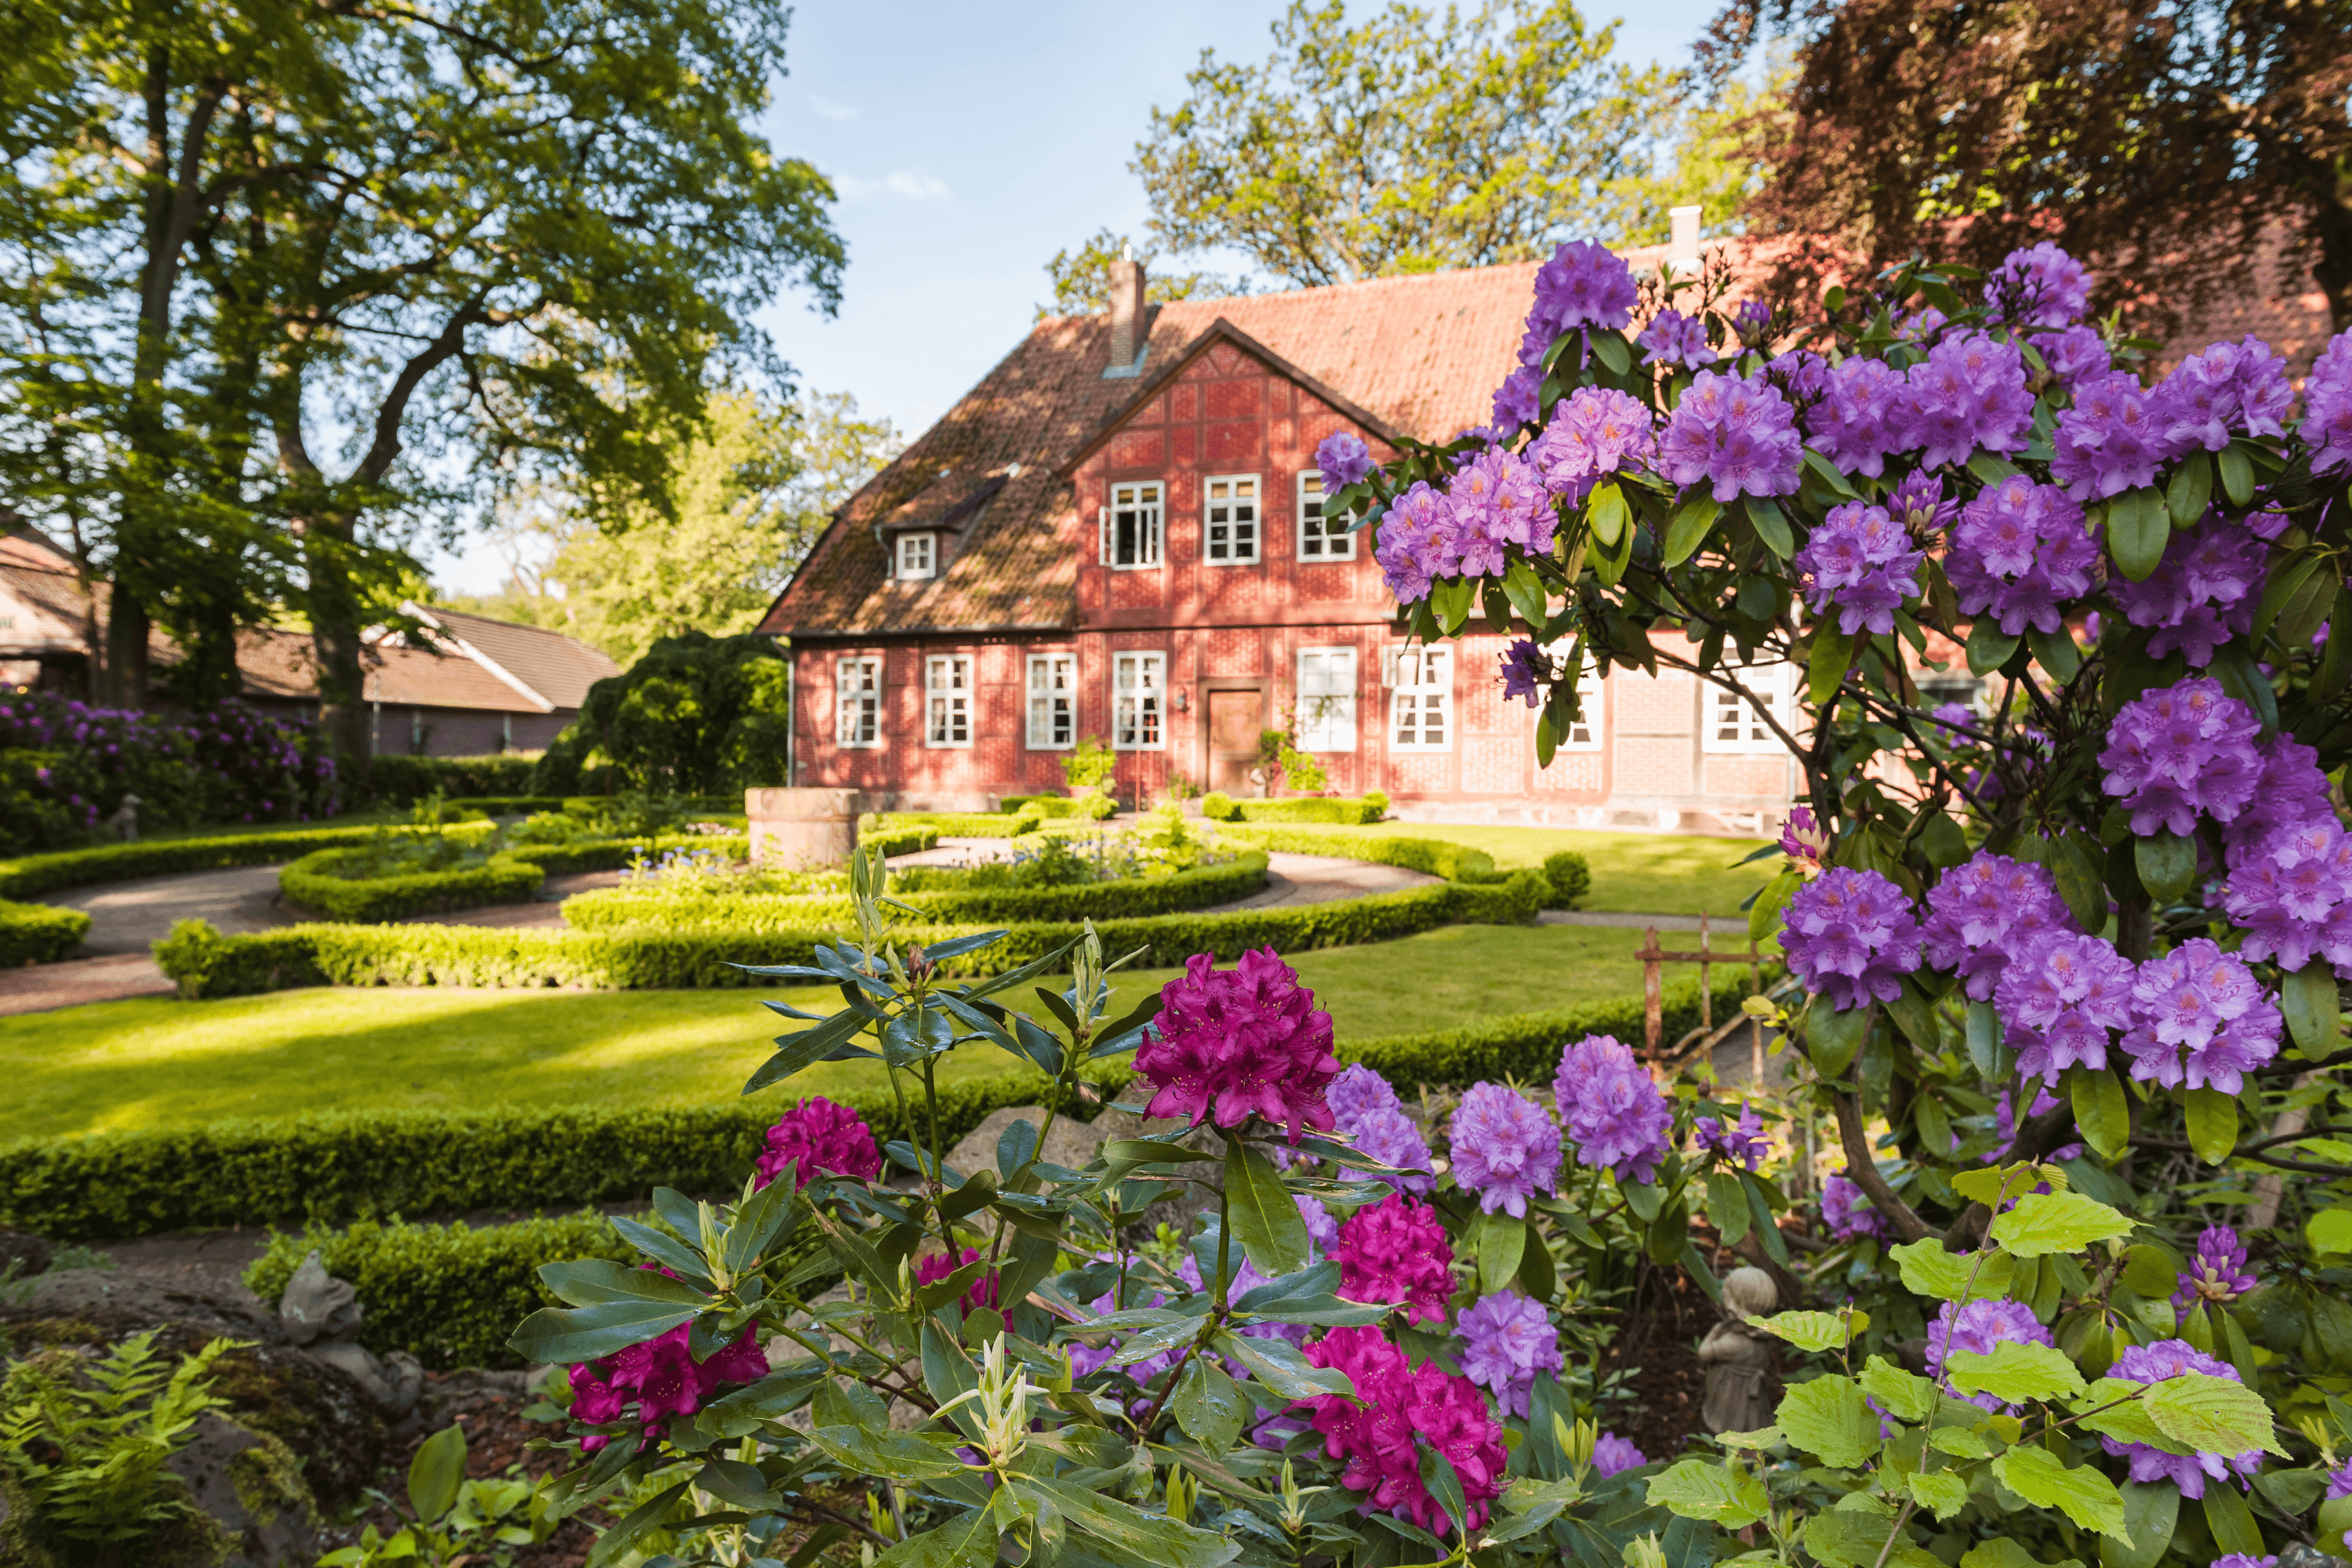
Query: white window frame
xmin=1704 ymin=662 xmax=1794 ymax=753
xmin=1112 ymin=651 xmax=1167 ymax=750
xmin=1296 ymin=470 xmax=1356 ymax=560
xmin=1388 ymin=645 xmax=1454 ymax=752
xmin=925 ymin=654 xmax=972 ymax=749
xmin=836 ymin=656 xmax=882 ymax=749
xmin=1099 ymin=481 xmax=1164 ymax=570
xmin=895 ymin=532 xmax=937 ymax=580
xmin=1296 ymin=646 xmax=1359 ymax=753
xmin=1026 ymin=653 xmax=1076 ymax=750
xmin=1562 ymin=660 xmax=1602 ymax=751
xmin=1203 ymin=474 xmax=1261 ymax=564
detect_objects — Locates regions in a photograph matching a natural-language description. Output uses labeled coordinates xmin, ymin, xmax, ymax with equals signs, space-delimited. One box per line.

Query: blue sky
xmin=429 ymin=0 xmax=1726 ymax=593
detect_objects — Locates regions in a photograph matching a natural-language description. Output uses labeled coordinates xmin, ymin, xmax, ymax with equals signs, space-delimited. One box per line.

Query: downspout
xmin=784 ymin=648 xmax=796 ymax=782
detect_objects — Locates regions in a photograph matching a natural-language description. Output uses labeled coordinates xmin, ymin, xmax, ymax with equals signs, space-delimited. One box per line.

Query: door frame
xmin=1198 ymin=678 xmax=1269 ymax=797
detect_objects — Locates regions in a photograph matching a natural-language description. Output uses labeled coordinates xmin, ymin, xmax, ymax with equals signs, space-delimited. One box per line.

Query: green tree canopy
xmin=538 ymin=630 xmax=789 ymax=797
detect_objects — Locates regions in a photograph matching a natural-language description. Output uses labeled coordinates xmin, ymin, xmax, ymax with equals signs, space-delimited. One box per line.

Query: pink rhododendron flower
xmin=754 ymin=1097 xmax=884 ymax=1190
xmin=1301 ymin=1326 xmax=1508 ymax=1536
xmin=1136 ymin=948 xmax=1339 ymax=1144
xmin=1332 ymin=1194 xmax=1454 ymax=1324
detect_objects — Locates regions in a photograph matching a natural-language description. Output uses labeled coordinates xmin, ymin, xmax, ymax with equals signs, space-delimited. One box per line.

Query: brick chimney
xmin=1668 ymin=205 xmax=1703 ymax=278
xmin=1105 ymin=248 xmax=1147 ymax=378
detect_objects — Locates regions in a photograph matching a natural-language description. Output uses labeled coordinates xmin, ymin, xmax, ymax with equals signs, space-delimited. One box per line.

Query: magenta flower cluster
xmin=2226 ymin=817 xmax=2352 ymax=975
xmin=1454 ymin=1289 xmax=1563 ymax=1417
xmin=753 ymin=1098 xmax=883 ymax=1190
xmin=1778 ymin=867 xmax=1922 ymax=1011
xmin=1944 ymin=475 xmax=2097 ymax=636
xmin=1921 ymin=851 xmax=2076 ymax=1002
xmin=2111 ymin=519 xmax=2269 ymax=666
xmin=1994 ymin=931 xmax=2137 ymax=1084
xmin=1301 ymin=1326 xmax=1508 ymax=1535
xmin=1137 ymin=947 xmax=1339 ymax=1144
xmin=2122 ymin=937 xmax=2282 ymax=1094
xmin=1791 ymin=500 xmax=1924 ymax=636
xmin=2100 ymin=1339 xmax=2265 ymax=1498
xmin=1552 ymin=1033 xmax=1671 ymax=1183
xmin=914 ymin=1247 xmax=1001 ymax=1315
xmin=1658 ymin=371 xmax=1803 ymax=503
xmin=1446 ymin=1082 xmax=1562 ymax=1218
xmin=1803 ymin=356 xmax=1909 ymax=478
xmin=568 ymin=1279 xmax=768 ymax=1451
xmin=2172 ymin=1225 xmax=2259 ymax=1309
xmin=2099 ymin=678 xmax=2264 ymax=837
xmin=1332 ymin=1193 xmax=1455 ymax=1324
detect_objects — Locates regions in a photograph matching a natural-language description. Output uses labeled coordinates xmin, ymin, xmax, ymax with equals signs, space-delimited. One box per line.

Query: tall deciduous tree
xmin=1702 ymin=0 xmax=2352 ymax=332
xmin=1132 ymin=0 xmax=1679 ymax=287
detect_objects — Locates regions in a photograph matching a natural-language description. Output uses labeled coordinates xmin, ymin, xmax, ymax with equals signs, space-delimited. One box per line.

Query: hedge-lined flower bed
xmin=560 ymin=850 xmax=1270 ymax=931
xmin=151 ymin=869 xmax=1546 ymax=996
xmin=862 ymin=808 xmax=1045 ymax=839
xmin=278 ymin=846 xmax=549 ymax=922
xmin=1208 ymin=822 xmax=1513 ymax=882
xmin=0 ymin=899 xmax=91 ymax=965
xmin=1200 ymin=792 xmax=1388 ymax=825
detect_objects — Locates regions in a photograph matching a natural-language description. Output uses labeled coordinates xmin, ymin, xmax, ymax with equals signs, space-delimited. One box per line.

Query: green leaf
xmin=1774 ymin=1374 xmax=1882 ymax=1468
xmin=2073 ymin=1381 xmax=2187 ymax=1453
xmin=1966 ymin=620 xmax=2021 ymax=677
xmin=869 ymin=1509 xmax=997 ymax=1568
xmin=2184 ymin=1087 xmax=2239 ymax=1164
xmin=1859 ymin=1356 xmax=1933 ymax=1423
xmin=1809 ymin=1003 xmax=1870 ymax=1076
xmin=1475 ymin=1208 xmax=1526 ymax=1294
xmin=746 ymin=1008 xmax=875 ymax=1094
xmin=1223 ymin=1138 xmax=1308 ymax=1279
xmin=2217 ymin=442 xmax=2256 ymax=507
xmin=2199 ymin=1483 xmax=2265 ymax=1559
xmin=1212 ymin=1332 xmax=1350 ymax=1401
xmin=1751 ymin=1311 xmax=1864 ymax=1353
xmin=1991 ymin=1190 xmax=2134 ymax=1258
xmin=1994 ymin=1443 xmax=2129 ymax=1539
xmin=2107 ymin=488 xmax=2169 ymax=583
xmin=1802 ymin=1498 xmax=1904 ymax=1568
xmin=2165 ymin=451 xmax=2212 ymax=528
xmin=1592 ymin=330 xmax=1632 ymax=376
xmin=1952 ymin=1161 xmax=2057 ymax=1207
xmin=807 ymin=1427 xmax=969 ymax=1483
xmin=1706 ymin=1171 xmax=1754 ymax=1248
xmin=1965 ymin=1543 xmax=2075 ymax=1568
xmin=2132 ymin=832 xmax=2197 ymax=904
xmin=1945 ymin=1341 xmax=2087 ymax=1403
xmin=1748 ymin=496 xmax=1795 ymax=559
xmin=1749 ymin=866 xmax=1798 ymax=943
xmin=1418 ymin=1447 xmax=1468 ymax=1539
xmin=1662 ymin=495 xmax=1721 ymax=568
xmin=2143 ymin=1370 xmax=2286 ymax=1457
xmin=1644 ymin=1458 xmax=1769 ymax=1528
xmin=2098 ymin=1483 xmax=2178 ymax=1568
xmin=1890 ymin=1240 xmax=2014 ymax=1303
xmin=586 ymin=1481 xmax=693 ymax=1568
xmin=2029 ymin=625 xmax=2082 ymax=683
xmin=2049 ymin=830 xmax=2110 ymax=932
xmin=1588 ymin=481 xmax=1629 ymax=546
xmin=1886 ymin=978 xmax=1940 ymax=1051
xmin=407 ymin=1423 xmax=467 ymax=1524
xmin=2307 ymin=1207 xmax=2352 ymax=1256
xmin=1906 ymin=1468 xmax=1969 ymax=1522
xmin=2281 ymin=963 xmax=2343 ymax=1055
xmin=1169 ymin=1357 xmax=1248 ymax=1456
xmin=509 ymin=1298 xmax=701 ymax=1366
xmin=2067 ymin=1065 xmax=2129 ymax=1162
xmin=1809 ymin=625 xmax=1856 ymax=707
xmin=1019 ymin=1476 xmax=1240 ymax=1568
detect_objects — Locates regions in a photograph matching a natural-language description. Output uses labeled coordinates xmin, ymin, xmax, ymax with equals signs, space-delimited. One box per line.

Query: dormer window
xmin=895 ymin=532 xmax=937 ymax=580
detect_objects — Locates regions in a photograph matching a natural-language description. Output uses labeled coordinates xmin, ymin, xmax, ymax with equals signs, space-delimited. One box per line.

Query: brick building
xmin=758 ymin=236 xmax=2332 ymax=833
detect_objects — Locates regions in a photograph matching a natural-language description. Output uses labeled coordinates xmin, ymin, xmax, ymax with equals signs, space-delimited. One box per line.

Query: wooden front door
xmin=1207 ymin=688 xmax=1265 ymax=797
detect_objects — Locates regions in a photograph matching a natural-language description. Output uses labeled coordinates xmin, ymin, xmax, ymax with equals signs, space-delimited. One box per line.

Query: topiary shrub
xmin=1199 ymin=791 xmax=1239 ymax=821
xmin=1541 ymin=849 xmax=1592 ymax=909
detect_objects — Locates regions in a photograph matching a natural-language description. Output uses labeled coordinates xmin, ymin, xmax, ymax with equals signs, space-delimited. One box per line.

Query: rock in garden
xmin=163 ymin=1410 xmax=319 ymax=1566
xmin=0 ymin=1230 xmax=52 ymax=1279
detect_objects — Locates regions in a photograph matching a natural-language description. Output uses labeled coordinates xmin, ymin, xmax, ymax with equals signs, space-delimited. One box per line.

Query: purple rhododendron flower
xmin=1922 ymin=851 xmax=2078 ymax=1002
xmin=2124 ymin=937 xmax=2282 ymax=1094
xmin=2306 ymin=328 xmax=2352 ymax=476
xmin=2154 ymin=336 xmax=2294 ymax=452
xmin=1499 ymin=639 xmax=1548 ymax=707
xmin=1779 ymin=805 xmax=1829 ymax=878
xmin=1887 ymin=470 xmax=1958 ymax=536
xmin=2328 ymin=1457 xmax=2352 ymax=1501
xmin=1297 ymin=1194 xmax=1340 ymax=1256
xmin=1455 ymin=1289 xmax=1563 ymax=1417
xmin=2173 ymin=1225 xmax=2259 ymax=1309
xmin=1328 ymin=1062 xmax=1402 ymax=1127
xmin=754 ymin=1098 xmax=884 ymax=1190
xmin=1349 ymin=1106 xmax=1436 ymax=1194
xmin=2225 ymin=818 xmax=2352 ymax=975
xmin=1137 ymin=947 xmax=1340 ymax=1144
xmin=1986 ymin=241 xmax=2092 ymax=327
xmin=1592 ymin=1432 xmax=1649 ymax=1476
xmin=2099 ymin=678 xmax=2265 ymax=837
xmin=2042 ymin=324 xmax=2111 ymax=388
xmin=1303 ymin=1326 xmax=1508 ymax=1535
xmin=1820 ymin=1171 xmax=1886 ymax=1243
xmin=1637 ymin=307 xmax=1717 ymax=370
xmin=1804 ymin=355 xmax=1910 ymax=478
xmin=2100 ymin=1340 xmax=2265 ymax=1498
xmin=2111 ymin=518 xmax=2269 ymax=667
xmin=1907 ymin=330 xmax=2036 ymax=466
xmin=1792 ymin=499 xmax=1925 ymax=636
xmin=1530 ymin=240 xmax=1638 ymax=335
xmin=1779 ymin=866 xmax=1923 ymax=1011
xmin=1945 ymin=474 xmax=2098 ymax=636
xmin=1374 ymin=480 xmax=1453 ymax=604
xmin=1332 ymin=1195 xmax=1455 ymax=1325
xmin=1490 ymin=366 xmax=1544 ymax=431
xmin=2220 ymin=735 xmax=2339 ymax=863
xmin=1994 ymin=931 xmax=2136 ymax=1084
xmin=2053 ymin=370 xmax=2180 ymax=499
xmin=1446 ymin=445 xmax=1553 ymax=573
xmin=1317 ymin=430 xmax=1374 ymax=492
xmin=1926 ymin=1297 xmax=2056 ymax=1412
xmin=1553 ymin=1033 xmax=1671 ymax=1183
xmin=1658 ymin=370 xmax=1804 ymax=502
xmin=1526 ymin=387 xmax=1656 ymax=501
xmin=1447 ymin=1082 xmax=1563 ymax=1218
xmin=1765 ymin=348 xmax=1828 ymax=404
xmin=2209 ymin=1556 xmax=2278 ymax=1568
xmin=1694 ymin=1104 xmax=1769 ymax=1171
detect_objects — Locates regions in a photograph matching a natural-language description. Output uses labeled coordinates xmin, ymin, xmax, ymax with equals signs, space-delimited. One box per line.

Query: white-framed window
xmin=836 ymin=656 xmax=882 ymax=748
xmin=1297 ymin=470 xmax=1356 ymax=560
xmin=1203 ymin=474 xmax=1261 ymax=564
xmin=895 ymin=532 xmax=937 ymax=580
xmin=1562 ymin=660 xmax=1602 ymax=750
xmin=1296 ymin=647 xmax=1359 ymax=752
xmin=1100 ymin=481 xmax=1164 ymax=569
xmin=1704 ymin=662 xmax=1793 ymax=753
xmin=1026 ymin=653 xmax=1076 ymax=750
xmin=1112 ymin=652 xmax=1166 ymax=750
xmin=1388 ymin=645 xmax=1453 ymax=751
xmin=925 ymin=655 xmax=972 ymax=748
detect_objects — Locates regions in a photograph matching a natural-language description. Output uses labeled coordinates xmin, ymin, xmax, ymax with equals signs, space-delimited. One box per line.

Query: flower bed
xmin=278 ymin=845 xmax=548 ymax=922
xmin=1200 ymin=792 xmax=1388 ymax=825
xmin=0 ymin=899 xmax=90 ymax=965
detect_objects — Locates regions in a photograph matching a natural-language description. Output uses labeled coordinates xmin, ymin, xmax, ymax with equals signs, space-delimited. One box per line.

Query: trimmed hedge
xmin=999 ymin=793 xmax=1091 ymax=818
xmin=863 ymin=825 xmax=941 ymax=857
xmin=1543 ymin=851 xmax=1593 ymax=909
xmin=1201 ymin=794 xmax=1387 ymax=826
xmin=0 ymin=899 xmax=91 ymax=965
xmin=561 ymin=851 xmax=1269 ymax=931
xmin=0 ymin=1073 xmax=1093 ymax=1241
xmin=504 ymin=833 xmax=750 ymax=876
xmin=1210 ymin=824 xmax=1500 ymax=882
xmin=863 ymin=809 xmax=1046 ymax=840
xmin=1345 ymin=970 xmax=1753 ymax=1086
xmin=151 ymin=870 xmax=1545 ymax=996
xmin=279 ymin=848 xmax=546 ymax=922
xmin=0 ymin=824 xmax=387 ymax=901
xmin=367 ymin=753 xmax=541 ymax=804
xmin=246 ymin=1212 xmax=638 ymax=1370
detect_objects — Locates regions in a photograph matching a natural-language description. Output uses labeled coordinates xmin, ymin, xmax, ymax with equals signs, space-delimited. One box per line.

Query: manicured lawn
xmin=1239 ymin=821 xmax=1775 ymax=916
xmin=2 ymin=924 xmax=1688 ymax=1141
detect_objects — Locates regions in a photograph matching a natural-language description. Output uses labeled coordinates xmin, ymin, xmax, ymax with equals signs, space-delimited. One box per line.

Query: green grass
xmin=2 ymin=924 xmax=1697 ymax=1141
xmin=1230 ymin=822 xmax=1775 ymax=916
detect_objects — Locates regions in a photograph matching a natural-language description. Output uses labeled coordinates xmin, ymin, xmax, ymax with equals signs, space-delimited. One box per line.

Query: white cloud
xmin=809 ymin=96 xmax=855 ymax=122
xmin=837 ymin=170 xmax=951 ymax=202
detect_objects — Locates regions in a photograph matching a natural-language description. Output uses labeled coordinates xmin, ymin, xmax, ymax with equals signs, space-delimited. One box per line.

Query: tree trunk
xmin=2309 ymin=178 xmax=2352 ymax=336
xmin=304 ymin=511 xmax=371 ymax=791
xmin=102 ymin=579 xmax=151 ymax=710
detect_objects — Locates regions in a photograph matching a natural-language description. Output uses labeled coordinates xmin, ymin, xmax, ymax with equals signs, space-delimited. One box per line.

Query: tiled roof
xmin=408 ymin=604 xmax=620 ymax=710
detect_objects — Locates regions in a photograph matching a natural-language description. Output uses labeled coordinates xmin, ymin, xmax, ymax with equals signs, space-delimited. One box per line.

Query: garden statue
xmin=103 ymin=791 xmax=139 ymax=841
xmin=278 ymin=1250 xmax=422 ymax=1414
xmin=1697 ymin=1265 xmax=1778 ymax=1434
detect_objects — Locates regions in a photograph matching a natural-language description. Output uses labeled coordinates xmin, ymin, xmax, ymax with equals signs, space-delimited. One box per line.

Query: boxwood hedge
xmin=862 ymin=809 xmax=1046 ymax=840
xmin=0 ymin=824 xmax=388 ymax=901
xmin=1200 ymin=794 xmax=1388 ymax=826
xmin=279 ymin=848 xmax=547 ymax=922
xmin=0 ymin=899 xmax=91 ymax=965
xmin=1208 ymin=824 xmax=1503 ymax=882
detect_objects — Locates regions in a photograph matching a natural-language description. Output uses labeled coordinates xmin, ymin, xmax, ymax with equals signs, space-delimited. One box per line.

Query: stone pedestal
xmin=747 ymin=787 xmax=863 ymax=869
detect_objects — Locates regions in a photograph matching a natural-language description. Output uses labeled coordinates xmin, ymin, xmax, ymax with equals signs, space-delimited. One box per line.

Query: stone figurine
xmin=1697 ymin=1265 xmax=1780 ymax=1436
xmin=278 ymin=1250 xmax=423 ymax=1414
xmin=103 ymin=792 xmax=140 ymax=842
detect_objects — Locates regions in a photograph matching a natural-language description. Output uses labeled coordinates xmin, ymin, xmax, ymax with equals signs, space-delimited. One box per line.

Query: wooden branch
xmin=1831 ymin=1090 xmax=1941 ymax=1243
xmin=1941 ymin=1100 xmax=2082 ymax=1252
